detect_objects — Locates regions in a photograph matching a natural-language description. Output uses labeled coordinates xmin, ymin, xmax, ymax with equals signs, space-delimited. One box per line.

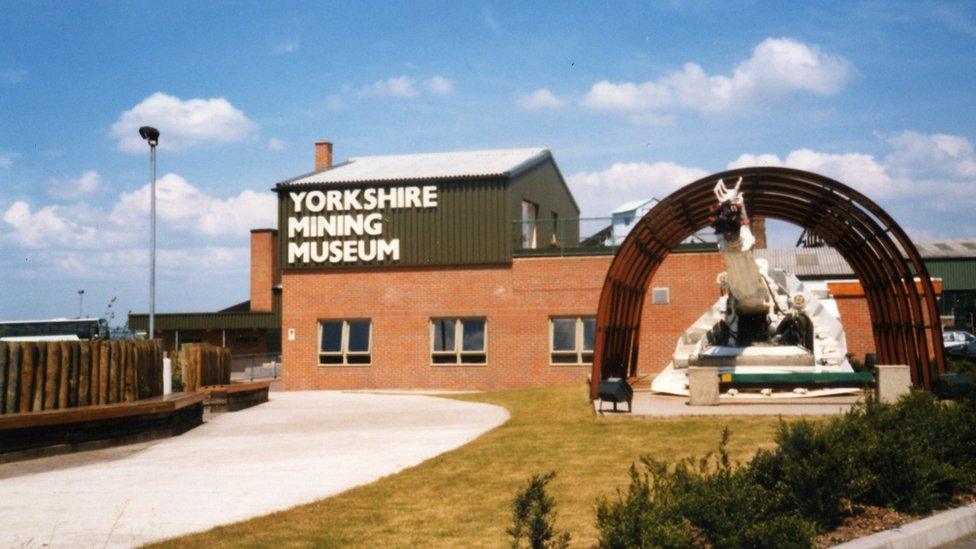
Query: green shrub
xmin=748 ymin=419 xmax=868 ymax=529
xmin=596 ymin=430 xmax=817 ymax=549
xmin=508 ymin=471 xmax=570 ymax=549
xmin=849 ymin=393 xmax=966 ymax=513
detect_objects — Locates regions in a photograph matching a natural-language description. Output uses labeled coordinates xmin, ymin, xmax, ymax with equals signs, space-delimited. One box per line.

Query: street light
xmin=139 ymin=126 xmax=160 ymax=340
xmin=77 ymin=289 xmax=85 ymax=318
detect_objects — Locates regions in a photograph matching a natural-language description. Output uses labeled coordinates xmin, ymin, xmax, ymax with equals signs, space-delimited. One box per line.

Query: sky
xmin=1 ymin=1 xmax=975 ymax=323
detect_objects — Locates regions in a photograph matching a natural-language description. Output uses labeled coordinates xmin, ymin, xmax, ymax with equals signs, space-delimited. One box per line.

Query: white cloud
xmin=272 ymin=39 xmax=300 ymax=54
xmin=360 ymin=75 xmax=419 ymax=98
xmin=726 ymin=131 xmax=976 ymax=202
xmin=267 ymin=137 xmax=287 ymax=151
xmin=2 ymin=173 xmax=275 ymax=252
xmin=884 ymin=130 xmax=976 ymax=181
xmin=1 ymin=201 xmax=108 ymax=249
xmin=518 ymin=88 xmax=567 ymax=110
xmin=727 ymin=149 xmax=895 ymax=198
xmin=109 ymin=173 xmax=276 ymax=237
xmin=0 ymin=150 xmax=20 ymax=168
xmin=111 ymin=92 xmax=257 ymax=153
xmin=567 ymin=161 xmax=709 ymax=217
xmin=47 ymin=170 xmax=102 ymax=199
xmin=582 ymin=37 xmax=854 ymax=115
xmin=426 ymin=76 xmax=455 ymax=95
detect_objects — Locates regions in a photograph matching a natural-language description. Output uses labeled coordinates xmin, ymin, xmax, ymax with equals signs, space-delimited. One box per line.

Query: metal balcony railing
xmin=511 ymin=217 xmax=717 ymax=257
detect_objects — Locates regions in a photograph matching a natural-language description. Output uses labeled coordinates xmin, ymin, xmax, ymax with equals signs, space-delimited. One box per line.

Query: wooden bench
xmin=0 ymin=392 xmax=204 ymax=462
xmin=197 ymin=380 xmax=271 ymax=413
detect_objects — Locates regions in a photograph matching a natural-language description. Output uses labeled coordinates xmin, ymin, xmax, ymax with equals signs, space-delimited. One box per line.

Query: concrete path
xmin=0 ymin=391 xmax=508 ymax=548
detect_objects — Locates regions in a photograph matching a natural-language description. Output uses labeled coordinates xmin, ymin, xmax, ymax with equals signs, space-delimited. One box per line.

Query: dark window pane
xmin=320 ymin=354 xmax=343 ymax=364
xmin=552 ymin=319 xmax=576 ymax=351
xmin=432 ymin=320 xmax=455 ymax=352
xmin=347 ymin=354 xmax=370 ymax=364
xmin=320 ymin=321 xmax=342 ymax=353
xmin=460 ymin=353 xmax=486 ymax=364
xmin=347 ymin=321 xmax=371 ymax=352
xmin=581 ymin=352 xmax=594 ymax=364
xmin=433 ymin=354 xmax=458 ymax=364
xmin=551 ymin=353 xmax=577 ymax=364
xmin=462 ymin=319 xmax=486 ymax=351
xmin=582 ymin=318 xmax=596 ymax=351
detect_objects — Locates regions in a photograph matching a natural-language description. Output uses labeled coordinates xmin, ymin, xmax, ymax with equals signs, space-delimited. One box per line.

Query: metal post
xmin=77 ymin=289 xmax=85 ymax=318
xmin=149 ymin=143 xmax=156 ymax=341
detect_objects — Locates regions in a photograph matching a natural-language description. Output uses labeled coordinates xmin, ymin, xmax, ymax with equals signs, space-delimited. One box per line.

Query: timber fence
xmin=0 ymin=340 xmax=163 ymax=415
xmin=177 ymin=343 xmax=231 ymax=392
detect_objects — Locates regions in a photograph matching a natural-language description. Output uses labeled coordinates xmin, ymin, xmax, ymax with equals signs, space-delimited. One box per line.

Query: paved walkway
xmin=0 ymin=391 xmax=508 ymax=548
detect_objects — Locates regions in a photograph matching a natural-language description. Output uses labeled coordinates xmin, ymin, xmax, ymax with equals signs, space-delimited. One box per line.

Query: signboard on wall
xmin=285 ymin=185 xmax=438 ymax=266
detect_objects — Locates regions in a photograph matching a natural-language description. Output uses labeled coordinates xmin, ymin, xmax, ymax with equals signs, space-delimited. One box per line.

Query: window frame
xmin=318 ymin=319 xmax=373 ymax=366
xmin=549 ymin=316 xmax=596 ymax=366
xmin=430 ymin=317 xmax=488 ymax=365
xmin=521 ymin=200 xmax=539 ymax=249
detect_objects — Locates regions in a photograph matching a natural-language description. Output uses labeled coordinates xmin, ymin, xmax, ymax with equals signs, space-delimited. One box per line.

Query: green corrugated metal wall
xmin=279 ymin=178 xmax=511 ymax=269
xmin=926 ymin=259 xmax=976 ymax=291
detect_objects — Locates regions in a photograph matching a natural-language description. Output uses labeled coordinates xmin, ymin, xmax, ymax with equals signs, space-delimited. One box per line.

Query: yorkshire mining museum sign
xmin=286 ymin=185 xmax=439 ymax=266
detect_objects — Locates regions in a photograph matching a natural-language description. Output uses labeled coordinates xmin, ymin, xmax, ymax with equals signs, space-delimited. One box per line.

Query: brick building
xmin=132 ymin=140 xmax=974 ymax=390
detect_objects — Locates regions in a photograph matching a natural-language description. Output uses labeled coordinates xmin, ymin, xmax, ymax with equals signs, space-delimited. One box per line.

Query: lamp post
xmin=138 ymin=126 xmax=160 ymax=340
xmin=77 ymin=289 xmax=85 ymax=318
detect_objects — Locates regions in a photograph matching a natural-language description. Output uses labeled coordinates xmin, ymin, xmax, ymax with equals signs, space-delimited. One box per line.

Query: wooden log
xmin=0 ymin=341 xmax=7 ymax=414
xmin=79 ymin=341 xmax=91 ymax=406
xmin=58 ymin=341 xmax=70 ymax=409
xmin=98 ymin=340 xmax=110 ymax=405
xmin=108 ymin=341 xmax=119 ymax=404
xmin=67 ymin=342 xmax=79 ymax=408
xmin=133 ymin=343 xmax=142 ymax=400
xmin=90 ymin=340 xmax=100 ymax=405
xmin=6 ymin=343 xmax=20 ymax=414
xmin=44 ymin=342 xmax=61 ymax=411
xmin=19 ymin=342 xmax=34 ymax=413
xmin=32 ymin=344 xmax=46 ymax=412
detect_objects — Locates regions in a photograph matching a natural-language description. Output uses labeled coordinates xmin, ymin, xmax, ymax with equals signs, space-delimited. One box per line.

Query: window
xmin=431 ymin=318 xmax=487 ymax=364
xmin=521 ymin=200 xmax=538 ymax=249
xmin=319 ymin=320 xmax=371 ymax=365
xmin=550 ymin=316 xmax=595 ymax=364
xmin=652 ymin=287 xmax=670 ymax=305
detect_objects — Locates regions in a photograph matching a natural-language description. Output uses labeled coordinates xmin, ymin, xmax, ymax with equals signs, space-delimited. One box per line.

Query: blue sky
xmin=1 ymin=1 xmax=974 ymax=323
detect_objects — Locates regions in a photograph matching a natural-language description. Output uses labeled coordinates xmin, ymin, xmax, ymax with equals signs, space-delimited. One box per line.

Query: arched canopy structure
xmin=590 ymin=167 xmax=944 ymax=399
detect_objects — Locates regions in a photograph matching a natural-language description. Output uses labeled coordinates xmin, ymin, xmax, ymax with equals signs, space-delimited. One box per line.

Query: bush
xmin=594 ymin=393 xmax=976 ymax=547
xmin=508 ymin=471 xmax=571 ymax=549
xmin=596 ymin=429 xmax=817 ymax=548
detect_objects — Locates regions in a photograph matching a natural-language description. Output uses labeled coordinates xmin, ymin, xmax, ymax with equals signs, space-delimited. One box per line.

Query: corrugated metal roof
xmin=612 ymin=197 xmax=658 ymax=215
xmin=913 ymin=239 xmax=976 ymax=259
xmin=278 ymin=147 xmax=551 ymax=187
xmin=754 ymin=248 xmax=855 ymax=278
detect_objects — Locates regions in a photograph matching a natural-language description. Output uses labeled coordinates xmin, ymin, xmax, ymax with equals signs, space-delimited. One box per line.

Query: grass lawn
xmin=154 ymin=384 xmax=790 ymax=548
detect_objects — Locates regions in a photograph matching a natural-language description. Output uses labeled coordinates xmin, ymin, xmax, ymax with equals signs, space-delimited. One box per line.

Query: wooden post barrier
xmin=0 ymin=340 xmax=164 ymax=415
xmin=5 ymin=343 xmax=19 ymax=414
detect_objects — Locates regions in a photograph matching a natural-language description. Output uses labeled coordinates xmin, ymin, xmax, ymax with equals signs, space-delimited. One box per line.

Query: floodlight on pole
xmin=78 ymin=289 xmax=85 ymax=318
xmin=139 ymin=126 xmax=159 ymax=340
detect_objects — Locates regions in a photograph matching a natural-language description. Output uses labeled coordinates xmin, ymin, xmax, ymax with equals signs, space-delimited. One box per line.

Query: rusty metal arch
xmin=589 ymin=167 xmax=944 ymax=399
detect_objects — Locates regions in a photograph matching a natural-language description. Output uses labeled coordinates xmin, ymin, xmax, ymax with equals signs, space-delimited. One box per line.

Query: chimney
xmin=249 ymin=229 xmax=279 ymax=312
xmin=315 ymin=140 xmax=333 ymax=171
xmin=751 ymin=216 xmax=767 ymax=249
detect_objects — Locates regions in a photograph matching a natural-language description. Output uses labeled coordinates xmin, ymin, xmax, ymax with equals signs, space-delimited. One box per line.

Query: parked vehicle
xmin=944 ymin=330 xmax=976 ymax=358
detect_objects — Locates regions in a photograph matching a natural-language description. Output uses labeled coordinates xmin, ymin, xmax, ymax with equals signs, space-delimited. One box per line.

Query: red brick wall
xmin=279 ymin=252 xmax=724 ymax=391
xmin=834 ymin=296 xmax=876 ymax=360
xmin=250 ymin=229 xmax=279 ymax=312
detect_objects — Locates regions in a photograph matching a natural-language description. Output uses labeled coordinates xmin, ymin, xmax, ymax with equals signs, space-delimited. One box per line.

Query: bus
xmin=0 ymin=318 xmax=110 ymax=341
